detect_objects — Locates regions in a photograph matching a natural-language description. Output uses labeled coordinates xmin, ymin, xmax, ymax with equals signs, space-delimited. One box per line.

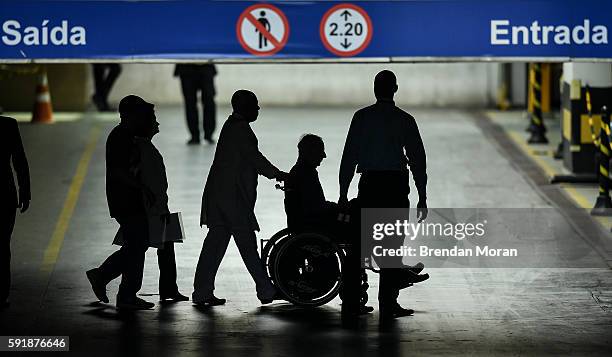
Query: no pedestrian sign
xmin=236 ymin=4 xmax=289 ymax=56
xmin=320 ymin=3 xmax=373 ymax=57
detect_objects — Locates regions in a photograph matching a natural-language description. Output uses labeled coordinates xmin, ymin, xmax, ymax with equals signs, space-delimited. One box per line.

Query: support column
xmin=560 ymin=63 xmax=612 ymax=175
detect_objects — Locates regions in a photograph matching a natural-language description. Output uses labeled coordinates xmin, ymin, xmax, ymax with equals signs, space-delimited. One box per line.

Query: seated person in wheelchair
xmin=284 ymin=134 xmax=369 ymax=314
xmin=284 ymin=134 xmax=342 ymax=235
xmin=284 ymin=135 xmax=429 ymax=314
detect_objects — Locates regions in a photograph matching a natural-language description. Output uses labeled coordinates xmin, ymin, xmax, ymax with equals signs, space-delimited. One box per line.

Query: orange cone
xmin=31 ymin=71 xmax=53 ymax=123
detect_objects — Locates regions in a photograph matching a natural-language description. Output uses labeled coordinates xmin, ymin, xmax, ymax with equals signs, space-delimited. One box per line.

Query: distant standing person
xmin=92 ymin=64 xmax=122 ymax=112
xmin=339 ymin=70 xmax=428 ymax=320
xmin=174 ymin=64 xmax=217 ymax=145
xmin=192 ymin=90 xmax=286 ymax=306
xmin=0 ymin=116 xmax=30 ymax=308
xmin=86 ymin=95 xmax=157 ymax=310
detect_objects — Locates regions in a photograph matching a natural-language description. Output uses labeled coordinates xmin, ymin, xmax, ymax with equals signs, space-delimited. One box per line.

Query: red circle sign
xmin=236 ymin=4 xmax=290 ymax=56
xmin=320 ymin=3 xmax=373 ymax=57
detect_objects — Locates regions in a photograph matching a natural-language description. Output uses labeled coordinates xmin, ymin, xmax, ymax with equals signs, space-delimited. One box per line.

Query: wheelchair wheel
xmin=261 ymin=228 xmax=291 ymax=288
xmin=273 ymin=232 xmax=344 ymax=307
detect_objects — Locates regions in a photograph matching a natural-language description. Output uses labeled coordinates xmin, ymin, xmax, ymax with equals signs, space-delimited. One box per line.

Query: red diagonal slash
xmin=244 ymin=12 xmax=282 ymax=49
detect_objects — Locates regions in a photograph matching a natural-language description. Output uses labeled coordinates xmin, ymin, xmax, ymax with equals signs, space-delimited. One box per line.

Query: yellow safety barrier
xmin=591 ymin=106 xmax=612 ymax=216
xmin=527 ymin=63 xmax=548 ymax=144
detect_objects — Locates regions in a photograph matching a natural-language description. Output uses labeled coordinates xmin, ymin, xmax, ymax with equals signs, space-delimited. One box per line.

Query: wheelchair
xmin=260 ymin=227 xmax=369 ymax=307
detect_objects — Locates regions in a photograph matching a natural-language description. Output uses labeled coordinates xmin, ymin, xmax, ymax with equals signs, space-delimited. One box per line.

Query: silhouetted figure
xmin=108 ymin=115 xmax=189 ymax=302
xmin=285 ymin=135 xmax=334 ymax=231
xmin=339 ymin=70 xmax=428 ymax=320
xmin=174 ymin=64 xmax=217 ymax=145
xmin=0 ymin=116 xmax=30 ymax=308
xmin=193 ymin=90 xmax=287 ymax=306
xmin=92 ymin=63 xmax=122 ymax=112
xmin=284 ymin=134 xmax=372 ymax=315
xmin=256 ymin=11 xmax=271 ymax=49
xmin=86 ymin=95 xmax=157 ymax=310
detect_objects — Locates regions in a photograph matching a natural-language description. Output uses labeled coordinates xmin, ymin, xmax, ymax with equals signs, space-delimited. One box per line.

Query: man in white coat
xmin=193 ymin=90 xmax=286 ymax=305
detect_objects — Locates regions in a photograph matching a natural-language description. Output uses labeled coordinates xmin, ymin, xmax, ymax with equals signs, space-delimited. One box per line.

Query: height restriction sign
xmin=236 ymin=4 xmax=289 ymax=56
xmin=320 ymin=3 xmax=373 ymax=57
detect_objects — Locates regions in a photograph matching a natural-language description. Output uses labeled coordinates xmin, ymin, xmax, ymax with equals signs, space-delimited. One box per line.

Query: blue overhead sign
xmin=0 ymin=0 xmax=611 ymax=61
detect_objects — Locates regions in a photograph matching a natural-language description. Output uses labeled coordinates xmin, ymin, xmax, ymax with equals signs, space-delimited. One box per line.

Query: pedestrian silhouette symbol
xmin=256 ymin=11 xmax=271 ymax=49
xmin=237 ymin=4 xmax=289 ymax=56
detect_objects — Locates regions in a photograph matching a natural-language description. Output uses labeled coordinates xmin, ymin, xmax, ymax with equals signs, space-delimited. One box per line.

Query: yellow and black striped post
xmin=527 ymin=63 xmax=548 ymax=144
xmin=592 ymin=106 xmax=612 ymax=216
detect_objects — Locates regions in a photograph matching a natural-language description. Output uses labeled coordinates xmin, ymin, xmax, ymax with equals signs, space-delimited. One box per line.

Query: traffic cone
xmin=31 ymin=70 xmax=53 ymax=123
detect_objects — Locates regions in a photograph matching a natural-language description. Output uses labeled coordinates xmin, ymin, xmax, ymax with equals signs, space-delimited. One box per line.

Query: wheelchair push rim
xmin=272 ymin=232 xmax=344 ymax=307
xmin=261 ymin=228 xmax=291 ymax=289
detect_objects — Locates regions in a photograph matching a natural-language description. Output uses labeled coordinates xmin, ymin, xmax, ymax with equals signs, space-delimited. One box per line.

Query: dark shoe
xmin=86 ymin=269 xmax=109 ymax=303
xmin=160 ymin=292 xmax=189 ymax=302
xmin=392 ymin=306 xmax=414 ymax=318
xmin=359 ymin=305 xmax=374 ymax=315
xmin=406 ymin=262 xmax=424 ymax=275
xmin=204 ymin=137 xmax=216 ymax=144
xmin=380 ymin=305 xmax=414 ymax=320
xmin=398 ymin=272 xmax=430 ymax=290
xmin=116 ymin=296 xmax=155 ymax=310
xmin=187 ymin=138 xmax=201 ymax=145
xmin=194 ymin=296 xmax=226 ymax=306
xmin=259 ymin=292 xmax=284 ymax=305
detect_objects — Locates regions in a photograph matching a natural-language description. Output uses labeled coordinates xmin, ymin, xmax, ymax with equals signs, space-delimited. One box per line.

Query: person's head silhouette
xmin=118 ymin=95 xmax=156 ymax=136
xmin=231 ymin=90 xmax=260 ymax=122
xmin=374 ymin=70 xmax=398 ymax=100
xmin=260 ymin=11 xmax=266 ymax=17
xmin=297 ymin=134 xmax=326 ymax=167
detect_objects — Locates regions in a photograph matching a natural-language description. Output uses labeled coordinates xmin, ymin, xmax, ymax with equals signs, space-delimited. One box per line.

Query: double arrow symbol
xmin=340 ymin=9 xmax=352 ymax=48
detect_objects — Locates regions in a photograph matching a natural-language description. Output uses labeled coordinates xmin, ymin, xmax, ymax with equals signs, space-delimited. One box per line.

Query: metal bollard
xmin=527 ymin=63 xmax=549 ymax=144
xmin=591 ymin=106 xmax=612 ymax=216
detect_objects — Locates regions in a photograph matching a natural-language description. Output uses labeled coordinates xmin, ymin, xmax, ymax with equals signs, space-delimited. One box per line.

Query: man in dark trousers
xmin=0 ymin=116 xmax=30 ymax=308
xmin=192 ymin=90 xmax=286 ymax=306
xmin=174 ymin=64 xmax=217 ymax=145
xmin=86 ymin=95 xmax=156 ymax=310
xmin=339 ymin=70 xmax=428 ymax=320
xmin=92 ymin=63 xmax=122 ymax=112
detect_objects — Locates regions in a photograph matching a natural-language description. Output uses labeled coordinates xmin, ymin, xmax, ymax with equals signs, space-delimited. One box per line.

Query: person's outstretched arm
xmin=339 ymin=112 xmax=359 ymax=204
xmin=405 ymin=116 xmax=428 ymax=220
xmin=241 ymin=121 xmax=284 ymax=180
xmin=11 ymin=119 xmax=30 ymax=212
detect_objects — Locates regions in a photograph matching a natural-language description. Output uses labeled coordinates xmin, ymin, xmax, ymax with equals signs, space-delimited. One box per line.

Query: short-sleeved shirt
xmin=105 ymin=124 xmax=144 ymax=218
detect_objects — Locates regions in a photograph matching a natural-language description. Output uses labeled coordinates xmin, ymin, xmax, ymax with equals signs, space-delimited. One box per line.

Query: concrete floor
xmin=1 ymin=106 xmax=611 ymax=356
